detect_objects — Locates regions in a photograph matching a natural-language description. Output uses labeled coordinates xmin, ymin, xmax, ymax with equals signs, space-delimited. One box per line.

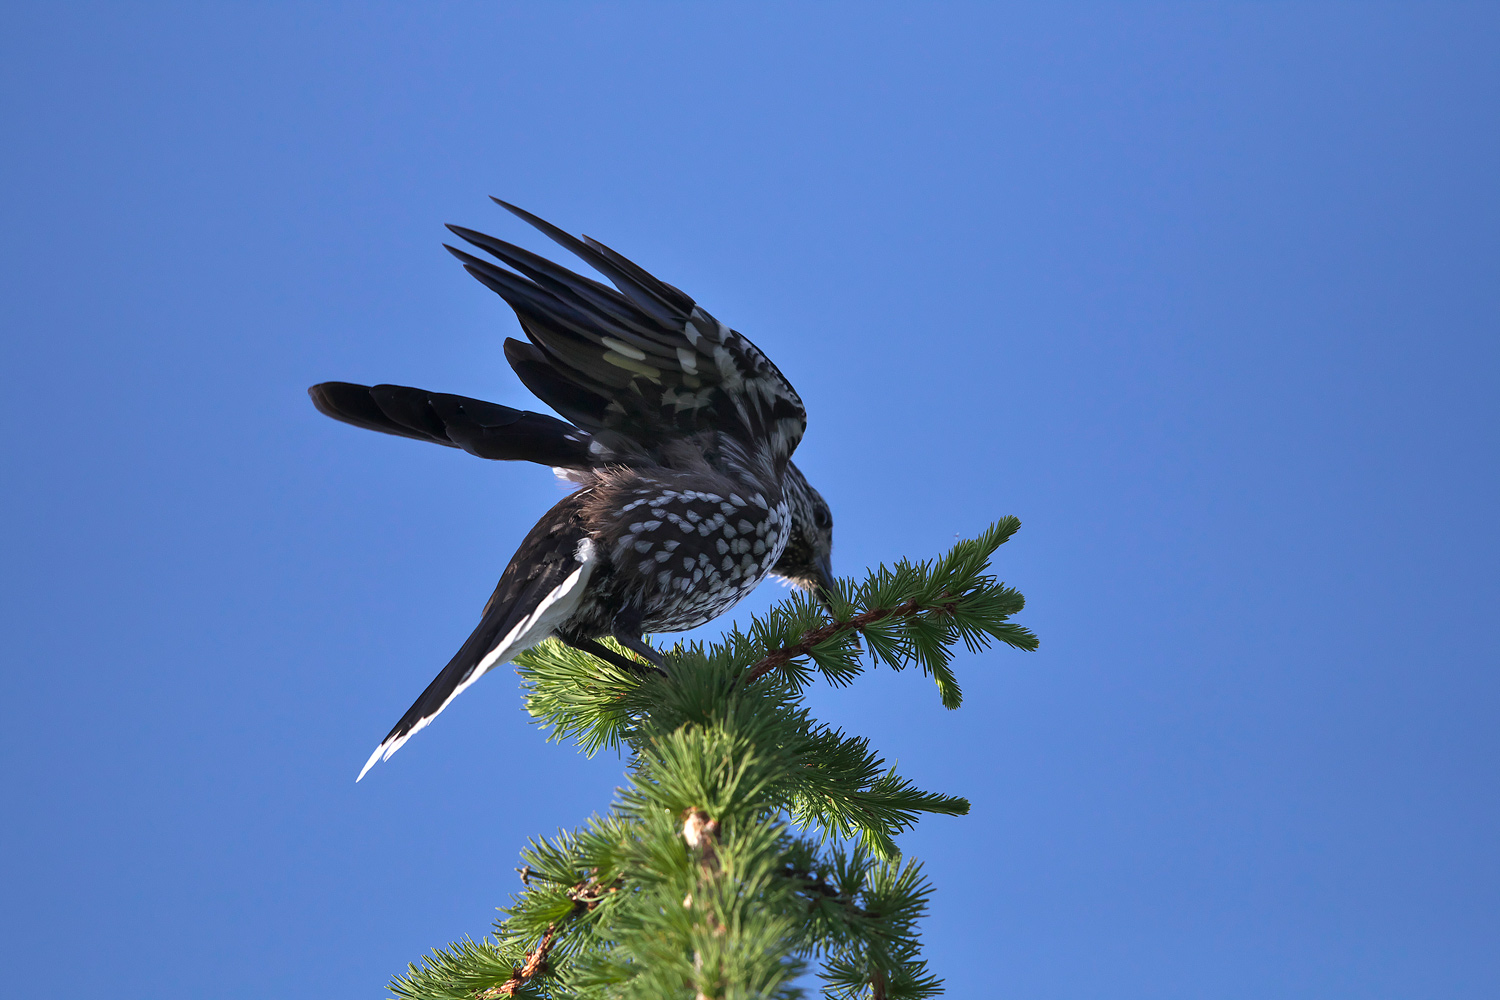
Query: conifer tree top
xmin=393 ymin=522 xmax=1036 ymax=1000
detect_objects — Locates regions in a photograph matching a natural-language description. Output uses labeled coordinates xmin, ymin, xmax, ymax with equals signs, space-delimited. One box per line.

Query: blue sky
xmin=2 ymin=4 xmax=1496 ymax=997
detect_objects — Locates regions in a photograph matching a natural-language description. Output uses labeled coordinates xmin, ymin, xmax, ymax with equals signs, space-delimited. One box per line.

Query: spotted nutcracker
xmin=309 ymin=200 xmax=835 ymax=780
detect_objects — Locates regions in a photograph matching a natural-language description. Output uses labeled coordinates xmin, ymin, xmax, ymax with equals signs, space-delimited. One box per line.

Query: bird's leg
xmin=613 ymin=632 xmax=667 ymax=670
xmin=562 ymin=637 xmax=664 ymax=678
xmin=610 ymin=605 xmax=668 ymax=671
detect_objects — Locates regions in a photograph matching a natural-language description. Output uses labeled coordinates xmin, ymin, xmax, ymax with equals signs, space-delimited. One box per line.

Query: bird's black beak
xmin=812 ymin=552 xmax=838 ymax=617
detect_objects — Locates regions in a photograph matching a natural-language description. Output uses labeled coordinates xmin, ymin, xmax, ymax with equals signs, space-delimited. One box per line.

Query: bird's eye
xmin=813 ymin=506 xmax=831 ymax=529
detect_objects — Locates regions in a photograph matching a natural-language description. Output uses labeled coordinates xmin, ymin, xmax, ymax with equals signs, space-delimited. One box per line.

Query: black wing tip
xmin=445 ymin=222 xmax=487 ymax=243
xmin=444 ymin=243 xmax=499 ymax=276
xmin=490 ymin=197 xmax=558 ymax=232
xmin=446 ymin=224 xmax=530 ymax=265
xmin=443 ymin=242 xmax=507 ymax=276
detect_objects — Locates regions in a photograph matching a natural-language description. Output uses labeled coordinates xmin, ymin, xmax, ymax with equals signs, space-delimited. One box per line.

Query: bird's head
xmin=772 ymin=462 xmax=836 ymax=604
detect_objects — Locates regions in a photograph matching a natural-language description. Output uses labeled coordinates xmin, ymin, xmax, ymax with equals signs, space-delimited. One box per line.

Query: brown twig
xmin=682 ymin=809 xmax=727 ymax=995
xmin=739 ymin=597 xmax=957 ymax=687
xmin=476 ymin=924 xmax=556 ymax=998
xmin=476 ymin=874 xmax=621 ymax=998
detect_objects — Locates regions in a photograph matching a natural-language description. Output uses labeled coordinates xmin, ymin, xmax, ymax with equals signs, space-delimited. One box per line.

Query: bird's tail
xmin=308 ymin=381 xmax=593 ymax=468
xmin=354 ymin=496 xmax=599 ymax=781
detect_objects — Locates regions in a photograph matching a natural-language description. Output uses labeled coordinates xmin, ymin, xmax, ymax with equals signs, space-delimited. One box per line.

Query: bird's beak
xmin=812 ymin=552 xmax=837 ymax=617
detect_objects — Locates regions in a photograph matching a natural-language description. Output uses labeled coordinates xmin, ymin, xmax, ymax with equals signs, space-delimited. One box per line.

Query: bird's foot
xmin=612 ymin=632 xmax=667 ymax=671
xmin=565 ymin=637 xmax=667 ymax=679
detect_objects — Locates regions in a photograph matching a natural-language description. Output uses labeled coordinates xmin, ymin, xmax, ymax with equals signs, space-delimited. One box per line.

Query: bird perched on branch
xmin=310 ymin=200 xmax=834 ymax=780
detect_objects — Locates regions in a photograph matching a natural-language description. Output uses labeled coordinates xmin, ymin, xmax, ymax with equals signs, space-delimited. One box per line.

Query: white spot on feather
xmin=603 ymin=352 xmax=661 ymax=379
xmin=601 ymin=337 xmax=646 ymax=360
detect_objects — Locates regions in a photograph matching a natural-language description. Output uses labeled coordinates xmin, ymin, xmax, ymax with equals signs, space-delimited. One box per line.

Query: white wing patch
xmin=355 ymin=538 xmax=597 ymax=781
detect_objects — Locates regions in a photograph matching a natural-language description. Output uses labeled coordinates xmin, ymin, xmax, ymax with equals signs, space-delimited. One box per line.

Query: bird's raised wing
xmin=443 ymin=200 xmax=806 ymax=471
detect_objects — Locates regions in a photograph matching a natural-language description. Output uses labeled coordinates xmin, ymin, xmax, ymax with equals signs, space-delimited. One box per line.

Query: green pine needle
xmin=393 ymin=521 xmax=1035 ymax=1000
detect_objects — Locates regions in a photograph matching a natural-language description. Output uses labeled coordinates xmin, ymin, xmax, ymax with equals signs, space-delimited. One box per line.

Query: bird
xmin=305 ymin=385 xmax=833 ymax=593
xmin=310 ymin=200 xmax=834 ymax=780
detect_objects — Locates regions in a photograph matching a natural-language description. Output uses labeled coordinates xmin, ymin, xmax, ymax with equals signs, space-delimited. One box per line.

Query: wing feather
xmin=446 ymin=203 xmax=807 ymax=468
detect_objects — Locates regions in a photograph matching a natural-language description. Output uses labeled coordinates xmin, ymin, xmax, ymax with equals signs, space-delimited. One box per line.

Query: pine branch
xmin=393 ymin=521 xmax=1035 ymax=1000
xmin=475 ymin=925 xmax=557 ymax=999
xmin=738 ymin=595 xmax=949 ymax=686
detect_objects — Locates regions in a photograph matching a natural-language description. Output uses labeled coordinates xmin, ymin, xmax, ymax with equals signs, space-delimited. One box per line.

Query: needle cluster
xmin=389 ymin=520 xmax=1036 ymax=1000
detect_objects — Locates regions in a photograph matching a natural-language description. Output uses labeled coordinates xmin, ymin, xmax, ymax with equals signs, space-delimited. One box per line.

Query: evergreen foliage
xmin=389 ymin=519 xmax=1036 ymax=1000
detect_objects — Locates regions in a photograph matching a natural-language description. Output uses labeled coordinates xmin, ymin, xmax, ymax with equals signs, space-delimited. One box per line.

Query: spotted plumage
xmin=593 ymin=472 xmax=790 ymax=632
xmin=312 ymin=201 xmax=835 ymax=780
